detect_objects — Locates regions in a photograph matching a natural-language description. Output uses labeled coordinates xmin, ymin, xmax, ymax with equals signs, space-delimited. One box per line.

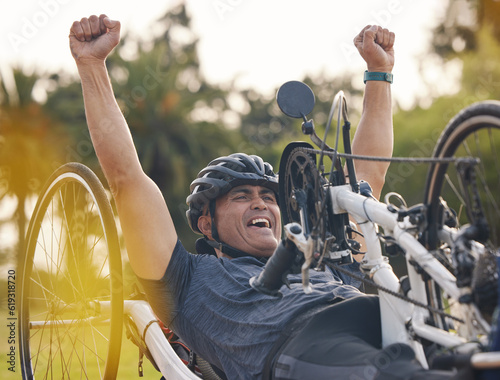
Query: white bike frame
xmin=109 ymin=182 xmax=500 ymax=378
xmin=330 ymin=184 xmax=494 ymax=368
xmin=123 ymin=301 xmax=200 ymax=379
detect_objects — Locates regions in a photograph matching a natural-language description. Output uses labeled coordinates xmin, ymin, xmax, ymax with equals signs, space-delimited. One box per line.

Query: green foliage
xmin=387 ymin=24 xmax=500 ymax=206
xmin=0 ymin=68 xmax=69 ymax=265
xmin=459 ymin=26 xmax=500 ymax=100
xmin=431 ymin=0 xmax=500 ymax=59
xmin=388 ymin=98 xmax=456 ymax=206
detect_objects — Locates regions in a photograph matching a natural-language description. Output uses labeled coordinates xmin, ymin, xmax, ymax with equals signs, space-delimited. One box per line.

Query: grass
xmin=0 ymin=306 xmax=164 ymax=379
xmin=117 ymin=330 xmax=161 ymax=379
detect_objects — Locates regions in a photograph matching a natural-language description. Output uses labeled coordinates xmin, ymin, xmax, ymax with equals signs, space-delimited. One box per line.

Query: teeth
xmin=251 ymin=218 xmax=270 ymax=228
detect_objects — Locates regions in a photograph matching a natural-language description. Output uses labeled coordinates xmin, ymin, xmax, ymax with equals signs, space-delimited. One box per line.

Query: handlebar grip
xmin=249 ymin=238 xmax=298 ymax=296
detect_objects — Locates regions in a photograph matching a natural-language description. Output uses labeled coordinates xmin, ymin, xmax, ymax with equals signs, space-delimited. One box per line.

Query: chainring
xmin=279 ymin=145 xmax=326 ymax=236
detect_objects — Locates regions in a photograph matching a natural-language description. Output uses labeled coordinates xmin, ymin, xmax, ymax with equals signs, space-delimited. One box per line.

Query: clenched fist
xmin=354 ymin=25 xmax=395 ymax=73
xmin=69 ymin=14 xmax=120 ymax=65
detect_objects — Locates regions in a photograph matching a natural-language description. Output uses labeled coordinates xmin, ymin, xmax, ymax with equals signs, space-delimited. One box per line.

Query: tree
xmin=431 ymin=0 xmax=500 ymax=58
xmin=0 ymin=68 xmax=69 ymax=265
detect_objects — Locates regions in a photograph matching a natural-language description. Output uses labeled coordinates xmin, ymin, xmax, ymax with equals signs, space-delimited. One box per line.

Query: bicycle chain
xmin=300 ymin=147 xmax=479 ymax=165
xmin=328 ymin=262 xmax=466 ymax=324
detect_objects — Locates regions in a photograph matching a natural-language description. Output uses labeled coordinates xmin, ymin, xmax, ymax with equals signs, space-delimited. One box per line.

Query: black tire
xmin=424 ymin=100 xmax=500 ymax=249
xmin=18 ymin=163 xmax=123 ymax=379
xmin=423 ymin=101 xmax=500 ymax=328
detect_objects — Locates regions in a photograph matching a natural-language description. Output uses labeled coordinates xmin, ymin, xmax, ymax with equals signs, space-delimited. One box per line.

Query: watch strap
xmin=364 ymin=70 xmax=393 ymax=84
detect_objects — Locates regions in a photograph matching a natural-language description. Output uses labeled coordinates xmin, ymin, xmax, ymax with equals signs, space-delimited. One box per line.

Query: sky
xmin=0 ymin=0 xmax=456 ymax=109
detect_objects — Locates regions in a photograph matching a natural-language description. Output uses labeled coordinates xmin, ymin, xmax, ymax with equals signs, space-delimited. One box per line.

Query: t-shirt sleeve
xmin=137 ymin=239 xmax=198 ymax=326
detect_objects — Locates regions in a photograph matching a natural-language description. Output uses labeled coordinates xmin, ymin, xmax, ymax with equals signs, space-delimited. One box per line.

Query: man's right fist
xmin=69 ymin=14 xmax=120 ymax=64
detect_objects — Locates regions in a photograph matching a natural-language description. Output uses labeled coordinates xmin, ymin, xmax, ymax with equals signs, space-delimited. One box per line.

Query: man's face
xmin=214 ymin=185 xmax=281 ymax=258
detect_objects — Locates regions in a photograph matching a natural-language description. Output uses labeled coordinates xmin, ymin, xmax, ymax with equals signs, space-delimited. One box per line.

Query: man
xmin=70 ymin=15 xmax=453 ymax=379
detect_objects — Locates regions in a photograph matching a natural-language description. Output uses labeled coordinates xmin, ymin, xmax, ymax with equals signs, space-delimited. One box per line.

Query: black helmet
xmin=186 ymin=153 xmax=279 ymax=234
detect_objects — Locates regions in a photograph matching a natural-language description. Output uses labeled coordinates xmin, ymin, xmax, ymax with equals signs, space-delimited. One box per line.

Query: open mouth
xmin=248 ymin=218 xmax=271 ymax=228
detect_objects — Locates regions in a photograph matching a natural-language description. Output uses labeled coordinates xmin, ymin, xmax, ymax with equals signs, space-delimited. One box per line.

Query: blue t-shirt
xmin=139 ymin=240 xmax=362 ymax=379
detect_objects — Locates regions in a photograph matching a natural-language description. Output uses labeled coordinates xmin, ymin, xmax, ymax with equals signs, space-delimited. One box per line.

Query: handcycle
xmin=17 ymin=80 xmax=500 ymax=379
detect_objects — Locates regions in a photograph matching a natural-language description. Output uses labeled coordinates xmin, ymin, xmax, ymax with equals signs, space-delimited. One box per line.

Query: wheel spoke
xmin=424 ymin=103 xmax=500 ymax=335
xmin=20 ymin=164 xmax=122 ymax=379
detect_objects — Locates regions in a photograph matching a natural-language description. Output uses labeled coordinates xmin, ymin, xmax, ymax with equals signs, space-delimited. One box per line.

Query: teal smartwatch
xmin=364 ymin=70 xmax=393 ymax=84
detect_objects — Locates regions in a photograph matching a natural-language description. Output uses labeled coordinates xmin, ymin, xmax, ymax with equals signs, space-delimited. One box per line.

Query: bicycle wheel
xmin=19 ymin=163 xmax=123 ymax=379
xmin=423 ymin=101 xmax=500 ymax=327
xmin=424 ymin=100 xmax=500 ymax=249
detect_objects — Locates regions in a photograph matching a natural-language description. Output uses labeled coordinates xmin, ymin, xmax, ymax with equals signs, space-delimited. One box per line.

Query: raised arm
xmin=69 ymin=15 xmax=176 ymax=280
xmin=352 ymin=25 xmax=395 ymax=199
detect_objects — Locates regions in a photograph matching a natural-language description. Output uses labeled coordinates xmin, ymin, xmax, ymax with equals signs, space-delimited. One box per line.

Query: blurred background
xmin=1 ymin=0 xmax=500 ymax=377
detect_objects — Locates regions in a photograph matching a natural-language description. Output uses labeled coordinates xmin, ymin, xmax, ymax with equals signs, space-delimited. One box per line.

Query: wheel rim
xmin=20 ymin=167 xmax=122 ymax=379
xmin=424 ymin=112 xmax=500 ymax=330
xmin=428 ymin=116 xmax=500 ymax=248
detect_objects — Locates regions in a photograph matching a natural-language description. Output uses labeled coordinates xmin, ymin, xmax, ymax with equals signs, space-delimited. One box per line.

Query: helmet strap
xmin=209 ymin=199 xmax=219 ymax=241
xmin=204 ymin=239 xmax=255 ymax=259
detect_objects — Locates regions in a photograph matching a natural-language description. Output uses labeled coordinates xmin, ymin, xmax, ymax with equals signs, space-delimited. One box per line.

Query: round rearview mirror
xmin=276 ymin=81 xmax=315 ymax=119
